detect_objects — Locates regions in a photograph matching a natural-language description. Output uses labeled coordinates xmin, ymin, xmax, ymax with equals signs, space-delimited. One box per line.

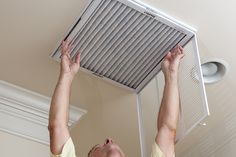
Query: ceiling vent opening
xmin=51 ymin=0 xmax=195 ymax=93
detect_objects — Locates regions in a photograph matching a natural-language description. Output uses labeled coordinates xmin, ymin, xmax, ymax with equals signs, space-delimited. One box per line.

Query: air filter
xmin=51 ymin=0 xmax=194 ymax=93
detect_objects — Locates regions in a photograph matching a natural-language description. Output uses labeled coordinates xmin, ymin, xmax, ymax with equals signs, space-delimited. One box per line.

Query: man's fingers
xmin=61 ymin=41 xmax=66 ymax=54
xmin=179 ymin=45 xmax=183 ymax=52
xmin=61 ymin=40 xmax=73 ymax=55
xmin=66 ymin=44 xmax=73 ymax=55
xmin=164 ymin=52 xmax=171 ymax=60
xmin=75 ymin=53 xmax=81 ymax=64
xmin=170 ymin=47 xmax=177 ymax=53
xmin=177 ymin=52 xmax=185 ymax=58
xmin=65 ymin=39 xmax=69 ymax=47
xmin=61 ymin=42 xmax=67 ymax=54
xmin=68 ymin=40 xmax=74 ymax=48
xmin=180 ymin=53 xmax=185 ymax=59
xmin=61 ymin=54 xmax=69 ymax=66
xmin=171 ymin=45 xmax=183 ymax=57
xmin=71 ymin=54 xmax=81 ymax=74
xmin=172 ymin=44 xmax=183 ymax=52
xmin=171 ymin=44 xmax=184 ymax=60
xmin=176 ymin=52 xmax=185 ymax=60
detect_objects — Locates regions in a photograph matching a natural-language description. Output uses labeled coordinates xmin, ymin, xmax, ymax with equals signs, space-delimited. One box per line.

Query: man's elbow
xmin=48 ymin=123 xmax=55 ymax=132
xmin=48 ymin=122 xmax=56 ymax=132
xmin=48 ymin=120 xmax=67 ymax=132
xmin=168 ymin=127 xmax=176 ymax=140
xmin=158 ymin=124 xmax=177 ymax=140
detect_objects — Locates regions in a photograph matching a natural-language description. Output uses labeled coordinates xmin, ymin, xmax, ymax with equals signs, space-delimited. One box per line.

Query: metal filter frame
xmin=51 ymin=0 xmax=195 ymax=93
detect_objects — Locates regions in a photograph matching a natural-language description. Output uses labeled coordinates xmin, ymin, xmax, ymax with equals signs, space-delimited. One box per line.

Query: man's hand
xmin=60 ymin=40 xmax=80 ymax=81
xmin=161 ymin=45 xmax=184 ymax=81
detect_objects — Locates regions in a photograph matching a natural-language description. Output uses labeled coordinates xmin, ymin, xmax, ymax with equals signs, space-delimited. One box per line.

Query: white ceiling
xmin=0 ymin=0 xmax=236 ymax=156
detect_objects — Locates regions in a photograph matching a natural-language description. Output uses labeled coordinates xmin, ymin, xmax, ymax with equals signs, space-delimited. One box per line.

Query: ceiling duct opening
xmin=51 ymin=0 xmax=195 ymax=93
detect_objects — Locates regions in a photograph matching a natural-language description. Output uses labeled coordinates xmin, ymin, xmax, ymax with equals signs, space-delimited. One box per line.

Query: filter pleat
xmin=79 ymin=1 xmax=119 ymax=63
xmin=99 ymin=14 xmax=149 ymax=75
xmin=70 ymin=0 xmax=114 ymax=61
xmin=86 ymin=7 xmax=134 ymax=70
xmin=129 ymin=32 xmax=185 ymax=87
xmin=93 ymin=11 xmax=141 ymax=73
xmin=115 ymin=23 xmax=167 ymax=82
xmin=123 ymin=29 xmax=179 ymax=85
xmin=81 ymin=3 xmax=125 ymax=67
xmin=119 ymin=27 xmax=174 ymax=83
xmin=103 ymin=19 xmax=158 ymax=77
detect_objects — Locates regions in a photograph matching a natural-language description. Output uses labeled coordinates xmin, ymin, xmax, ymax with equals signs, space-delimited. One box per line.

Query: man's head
xmin=88 ymin=138 xmax=125 ymax=157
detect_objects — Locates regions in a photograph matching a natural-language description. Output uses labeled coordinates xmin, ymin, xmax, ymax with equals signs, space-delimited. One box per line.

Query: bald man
xmin=48 ymin=40 xmax=184 ymax=157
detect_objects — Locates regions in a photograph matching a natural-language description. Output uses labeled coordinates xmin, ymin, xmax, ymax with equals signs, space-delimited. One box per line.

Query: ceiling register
xmin=51 ymin=0 xmax=194 ymax=93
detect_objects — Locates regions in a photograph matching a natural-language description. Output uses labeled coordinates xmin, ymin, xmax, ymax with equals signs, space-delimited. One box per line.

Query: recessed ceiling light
xmin=192 ymin=59 xmax=229 ymax=84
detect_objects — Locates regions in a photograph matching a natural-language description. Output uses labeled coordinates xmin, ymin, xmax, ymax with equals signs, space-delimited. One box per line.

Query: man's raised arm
xmin=155 ymin=45 xmax=184 ymax=157
xmin=48 ymin=41 xmax=80 ymax=155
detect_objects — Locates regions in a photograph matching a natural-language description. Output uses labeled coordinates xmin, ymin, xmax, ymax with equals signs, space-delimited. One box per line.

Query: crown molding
xmin=0 ymin=80 xmax=87 ymax=145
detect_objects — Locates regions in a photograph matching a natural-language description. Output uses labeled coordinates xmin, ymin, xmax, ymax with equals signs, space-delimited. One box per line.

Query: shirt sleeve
xmin=50 ymin=138 xmax=76 ymax=157
xmin=150 ymin=142 xmax=164 ymax=157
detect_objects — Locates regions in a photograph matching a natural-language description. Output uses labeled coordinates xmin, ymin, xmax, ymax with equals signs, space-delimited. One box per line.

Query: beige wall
xmin=0 ymin=131 xmax=49 ymax=157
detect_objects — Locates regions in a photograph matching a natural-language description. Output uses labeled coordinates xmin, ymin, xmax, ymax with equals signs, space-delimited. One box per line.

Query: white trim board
xmin=0 ymin=80 xmax=87 ymax=145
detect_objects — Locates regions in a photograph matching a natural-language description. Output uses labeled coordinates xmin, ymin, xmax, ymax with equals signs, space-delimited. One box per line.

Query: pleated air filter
xmin=51 ymin=0 xmax=195 ymax=93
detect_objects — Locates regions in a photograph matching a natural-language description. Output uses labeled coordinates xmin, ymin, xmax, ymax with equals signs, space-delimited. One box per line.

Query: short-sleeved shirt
xmin=50 ymin=138 xmax=76 ymax=157
xmin=151 ymin=142 xmax=165 ymax=157
xmin=151 ymin=142 xmax=175 ymax=157
xmin=50 ymin=138 xmax=172 ymax=157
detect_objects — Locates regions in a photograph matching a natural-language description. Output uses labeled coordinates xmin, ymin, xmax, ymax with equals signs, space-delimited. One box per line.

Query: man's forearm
xmin=158 ymin=77 xmax=179 ymax=132
xmin=49 ymin=74 xmax=72 ymax=128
